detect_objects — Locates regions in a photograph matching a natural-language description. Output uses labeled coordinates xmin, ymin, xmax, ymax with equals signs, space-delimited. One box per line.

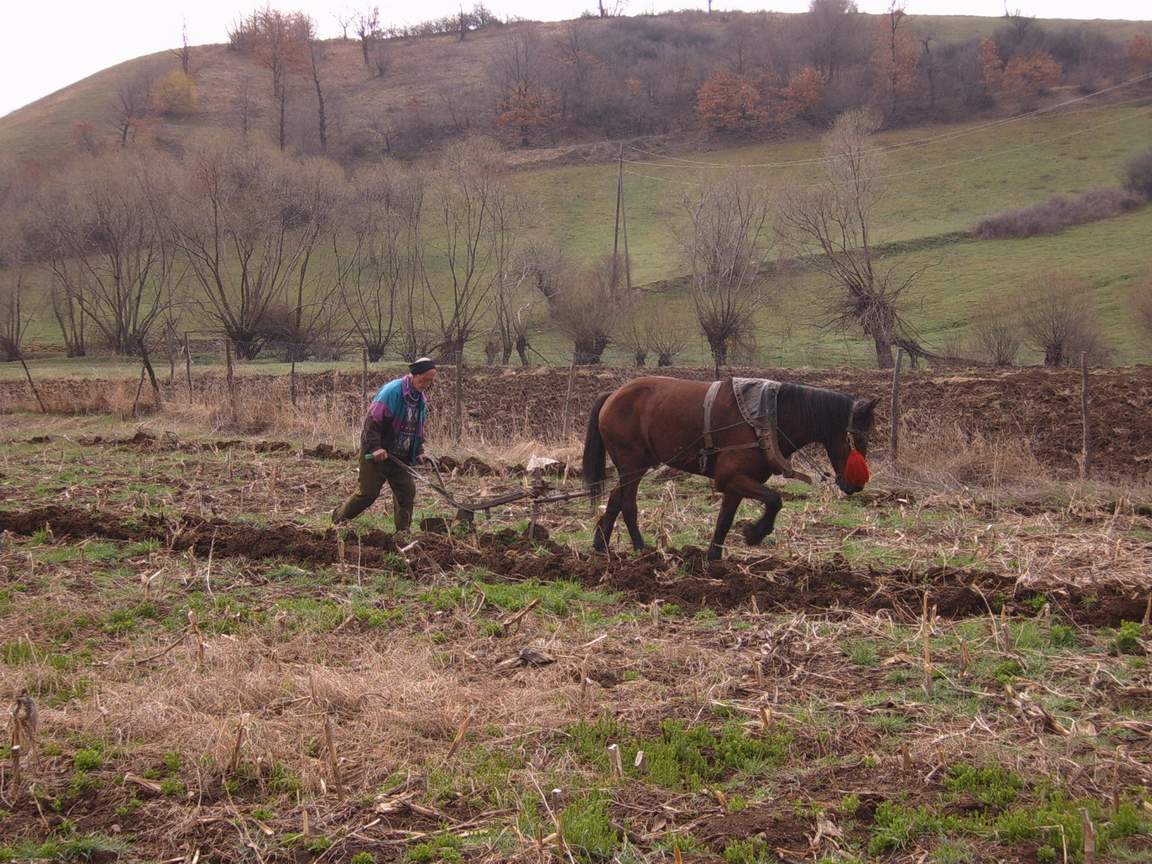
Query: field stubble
xmin=1 ymin=367 xmax=1151 ymax=862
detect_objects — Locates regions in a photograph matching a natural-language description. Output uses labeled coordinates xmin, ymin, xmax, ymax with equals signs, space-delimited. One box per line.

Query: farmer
xmin=332 ymin=358 xmax=438 ymax=528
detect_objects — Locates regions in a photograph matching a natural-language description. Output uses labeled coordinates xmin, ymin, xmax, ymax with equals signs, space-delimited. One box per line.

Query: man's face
xmin=411 ymin=369 xmax=438 ymax=392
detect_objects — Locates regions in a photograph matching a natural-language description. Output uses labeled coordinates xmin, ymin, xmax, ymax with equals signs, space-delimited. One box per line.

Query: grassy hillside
xmin=4 ymin=11 xmax=1152 ymax=372
xmin=2 ymin=11 xmax=1149 ymax=164
xmin=11 ymin=96 xmax=1152 ymax=371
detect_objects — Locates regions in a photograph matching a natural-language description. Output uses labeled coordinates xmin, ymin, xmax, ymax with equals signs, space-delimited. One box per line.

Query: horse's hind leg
xmin=707 ymin=492 xmax=743 ymax=561
xmin=619 ymin=469 xmax=648 ymax=551
xmin=593 ymin=487 xmax=622 ymax=553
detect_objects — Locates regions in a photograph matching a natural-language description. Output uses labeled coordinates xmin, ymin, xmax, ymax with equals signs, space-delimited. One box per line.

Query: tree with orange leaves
xmin=1001 ymin=52 xmax=1061 ymax=106
xmin=870 ymin=2 xmax=920 ymax=114
xmin=1127 ymin=34 xmax=1152 ymax=76
xmin=497 ymin=83 xmax=559 ymax=146
xmin=769 ymin=67 xmax=827 ymax=123
xmin=696 ymin=71 xmax=766 ymax=132
xmin=979 ymin=38 xmax=1003 ymax=91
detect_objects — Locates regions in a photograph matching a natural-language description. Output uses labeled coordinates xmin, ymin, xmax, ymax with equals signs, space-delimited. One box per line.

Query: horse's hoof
xmin=742 ymin=525 xmax=764 ymax=546
xmin=593 ymin=536 xmax=608 ymax=553
xmin=706 ymin=546 xmax=723 ymax=562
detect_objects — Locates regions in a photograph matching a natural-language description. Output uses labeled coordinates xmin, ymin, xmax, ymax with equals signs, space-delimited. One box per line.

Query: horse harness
xmin=700 ymin=378 xmax=814 ymax=484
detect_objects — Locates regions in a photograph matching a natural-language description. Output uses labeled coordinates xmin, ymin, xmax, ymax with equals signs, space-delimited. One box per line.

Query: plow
xmin=400 ymin=454 xmax=596 ymax=528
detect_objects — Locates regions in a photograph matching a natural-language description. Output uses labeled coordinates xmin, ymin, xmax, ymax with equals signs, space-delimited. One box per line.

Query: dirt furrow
xmin=1 ymin=505 xmax=1145 ymax=626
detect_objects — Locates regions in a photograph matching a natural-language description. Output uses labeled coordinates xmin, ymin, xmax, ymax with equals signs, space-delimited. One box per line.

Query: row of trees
xmin=94 ymin=5 xmax=1150 ymax=163
xmin=4 ymin=117 xmax=1149 ymax=372
xmin=1 ymin=134 xmax=688 ymax=369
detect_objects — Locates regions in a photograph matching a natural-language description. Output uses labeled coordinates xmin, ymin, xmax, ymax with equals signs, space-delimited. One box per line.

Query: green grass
xmin=6 ymin=89 xmax=1152 ymax=372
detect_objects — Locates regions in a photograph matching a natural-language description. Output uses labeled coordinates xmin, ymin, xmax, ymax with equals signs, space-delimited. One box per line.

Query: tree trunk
xmin=709 ymin=338 xmax=728 ymax=379
xmin=314 ymin=80 xmax=327 ymax=152
xmin=278 ymin=91 xmax=287 ymax=150
xmin=873 ymin=334 xmax=896 ymax=370
xmin=515 ymin=335 xmax=529 ymax=367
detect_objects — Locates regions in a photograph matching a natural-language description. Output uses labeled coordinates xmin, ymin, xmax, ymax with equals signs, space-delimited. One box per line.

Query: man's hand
xmin=370 ymin=449 xmax=388 ymax=462
xmin=417 ymin=453 xmax=436 ymax=467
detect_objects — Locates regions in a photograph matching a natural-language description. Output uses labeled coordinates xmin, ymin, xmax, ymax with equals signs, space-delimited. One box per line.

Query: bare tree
xmin=236 ymin=8 xmax=310 ymax=150
xmin=489 ymin=185 xmax=531 ymax=364
xmin=430 ymin=138 xmax=507 ymax=362
xmin=973 ymin=304 xmax=1021 ymax=367
xmin=0 ymin=203 xmax=32 ymax=361
xmin=777 ymin=110 xmax=924 ymax=369
xmin=1016 ymin=271 xmax=1108 ymax=367
xmin=111 ymin=67 xmax=159 ymax=148
xmin=804 ymin=0 xmax=865 ymax=82
xmin=32 ymin=152 xmax=176 ymax=354
xmin=545 ymin=254 xmax=631 ymax=365
xmin=281 ymin=156 xmax=343 ymax=358
xmin=431 ymin=138 xmax=513 ymax=440
xmin=305 ymin=24 xmax=329 ymax=152
xmin=681 ymin=175 xmax=773 ymax=377
xmin=355 ymin=6 xmax=381 ymax=66
xmin=171 ymin=19 xmax=193 ymax=76
xmin=236 ymin=77 xmax=255 ymax=135
xmin=335 ymin=163 xmax=427 ymax=361
xmin=170 ymin=134 xmax=333 ymax=359
xmin=646 ymin=307 xmax=689 ymax=367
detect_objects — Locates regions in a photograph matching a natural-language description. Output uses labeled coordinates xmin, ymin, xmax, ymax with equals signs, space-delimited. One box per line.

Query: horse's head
xmin=829 ymin=397 xmax=878 ymax=495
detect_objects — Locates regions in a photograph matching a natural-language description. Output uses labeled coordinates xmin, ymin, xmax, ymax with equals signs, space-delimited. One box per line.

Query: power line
xmin=622 ymin=103 xmax=1152 ymax=189
xmin=625 ymin=73 xmax=1152 ymax=171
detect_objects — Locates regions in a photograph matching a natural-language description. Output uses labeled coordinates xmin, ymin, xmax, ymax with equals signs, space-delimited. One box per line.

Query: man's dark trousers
xmin=334 ymin=457 xmax=416 ymax=529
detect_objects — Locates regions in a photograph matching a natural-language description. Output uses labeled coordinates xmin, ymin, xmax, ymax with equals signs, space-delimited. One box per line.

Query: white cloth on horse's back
xmin=731 ymin=378 xmax=783 ymax=435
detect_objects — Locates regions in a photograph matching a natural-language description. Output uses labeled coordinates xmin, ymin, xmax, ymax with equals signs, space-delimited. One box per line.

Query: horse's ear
xmin=856 ymin=397 xmax=880 ymax=417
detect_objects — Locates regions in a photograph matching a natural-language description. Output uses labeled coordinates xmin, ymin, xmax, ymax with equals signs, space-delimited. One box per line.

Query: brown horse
xmin=582 ymin=376 xmax=878 ymax=560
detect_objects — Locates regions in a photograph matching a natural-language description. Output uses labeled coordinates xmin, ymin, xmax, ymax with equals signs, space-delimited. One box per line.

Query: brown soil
xmin=3 ymin=504 xmax=1145 ymax=627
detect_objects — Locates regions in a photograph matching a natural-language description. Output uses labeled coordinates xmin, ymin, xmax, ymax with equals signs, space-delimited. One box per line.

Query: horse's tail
xmin=582 ymin=393 xmax=611 ymax=498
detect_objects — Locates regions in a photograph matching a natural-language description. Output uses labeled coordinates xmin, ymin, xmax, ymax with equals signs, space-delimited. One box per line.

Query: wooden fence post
xmin=1079 ymin=351 xmax=1091 ymax=480
xmin=361 ymin=348 xmax=368 ymax=406
xmin=183 ymin=333 xmax=193 ymax=402
xmin=290 ymin=358 xmax=297 ymax=407
xmin=889 ymin=347 xmax=903 ymax=466
xmin=561 ymin=352 xmax=578 ymax=440
xmin=19 ymin=353 xmax=46 ymax=413
xmin=225 ymin=340 xmax=237 ymax=425
xmin=139 ymin=338 xmax=161 ymax=404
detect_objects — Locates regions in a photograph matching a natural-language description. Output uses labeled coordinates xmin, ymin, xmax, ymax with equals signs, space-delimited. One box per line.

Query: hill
xmin=2 ymin=10 xmax=1150 ymax=166
xmin=2 ymin=10 xmax=1152 ymax=372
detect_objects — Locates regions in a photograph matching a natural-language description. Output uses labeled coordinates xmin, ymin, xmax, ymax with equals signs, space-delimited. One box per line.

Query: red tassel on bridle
xmin=844 ymin=448 xmax=870 ymax=488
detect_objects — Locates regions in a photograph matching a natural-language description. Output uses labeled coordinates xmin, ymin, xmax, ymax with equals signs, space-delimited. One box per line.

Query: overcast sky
xmin=2 ymin=1 xmax=1149 ymax=119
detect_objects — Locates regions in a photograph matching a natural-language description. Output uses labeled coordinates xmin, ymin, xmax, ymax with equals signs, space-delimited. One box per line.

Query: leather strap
xmin=702 ymin=380 xmax=722 ymax=454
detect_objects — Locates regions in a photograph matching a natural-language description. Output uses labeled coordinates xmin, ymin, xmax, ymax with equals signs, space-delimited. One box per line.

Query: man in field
xmin=332 ymin=358 xmax=438 ymax=529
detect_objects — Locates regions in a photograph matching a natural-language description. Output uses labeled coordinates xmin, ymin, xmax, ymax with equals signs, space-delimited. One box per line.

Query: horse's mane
xmin=778 ymin=383 xmax=853 ymax=442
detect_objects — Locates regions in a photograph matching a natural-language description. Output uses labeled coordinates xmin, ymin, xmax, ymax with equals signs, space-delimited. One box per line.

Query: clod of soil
xmin=1 ymin=504 xmax=1146 ymax=628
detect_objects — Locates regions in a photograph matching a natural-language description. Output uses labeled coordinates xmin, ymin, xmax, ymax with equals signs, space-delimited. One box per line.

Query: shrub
xmin=1123 ymin=147 xmax=1152 ymax=199
xmin=1131 ymin=271 xmax=1152 ymax=336
xmin=1015 ymin=272 xmax=1110 ymax=367
xmin=973 ymin=187 xmax=1143 ymax=239
xmin=972 ymin=306 xmax=1021 ymax=367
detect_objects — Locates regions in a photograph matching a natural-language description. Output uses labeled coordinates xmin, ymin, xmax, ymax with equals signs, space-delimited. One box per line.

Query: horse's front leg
xmin=743 ymin=488 xmax=783 ymax=546
xmin=721 ymin=475 xmax=783 ymax=546
xmin=707 ymin=492 xmax=743 ymax=561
